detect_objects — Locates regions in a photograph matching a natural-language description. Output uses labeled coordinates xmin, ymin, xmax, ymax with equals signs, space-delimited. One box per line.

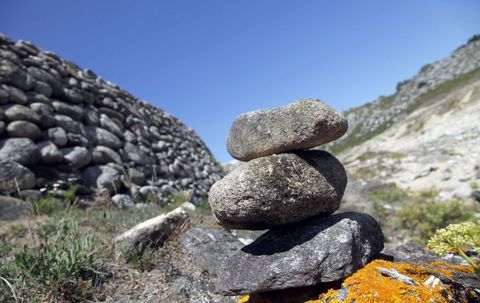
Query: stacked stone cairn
xmin=209 ymin=99 xmax=384 ymax=296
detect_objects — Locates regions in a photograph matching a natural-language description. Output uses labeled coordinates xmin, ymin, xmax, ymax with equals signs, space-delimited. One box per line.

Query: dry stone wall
xmin=0 ymin=33 xmax=223 ymax=206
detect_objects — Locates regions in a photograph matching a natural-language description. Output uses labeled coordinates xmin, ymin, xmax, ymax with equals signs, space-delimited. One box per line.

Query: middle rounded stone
xmin=209 ymin=150 xmax=347 ymax=229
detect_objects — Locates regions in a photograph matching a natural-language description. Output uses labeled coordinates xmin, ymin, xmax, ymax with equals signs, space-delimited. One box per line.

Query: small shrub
xmin=128 ymin=246 xmax=155 ymax=272
xmin=470 ymin=181 xmax=479 ymax=190
xmin=31 ymin=196 xmax=64 ymax=215
xmin=397 ymin=198 xmax=474 ymax=243
xmin=368 ymin=184 xmax=409 ymax=204
xmin=368 ymin=184 xmax=409 ymax=217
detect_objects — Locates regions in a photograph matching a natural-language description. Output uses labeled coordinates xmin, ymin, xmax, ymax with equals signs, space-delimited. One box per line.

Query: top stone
xmin=227 ymin=99 xmax=348 ymax=161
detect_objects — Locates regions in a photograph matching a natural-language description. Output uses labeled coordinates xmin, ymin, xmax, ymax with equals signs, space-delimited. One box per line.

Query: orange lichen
xmin=426 ymin=259 xmax=474 ymax=277
xmin=238 ymin=259 xmax=474 ymax=303
xmin=318 ymin=260 xmax=471 ymax=303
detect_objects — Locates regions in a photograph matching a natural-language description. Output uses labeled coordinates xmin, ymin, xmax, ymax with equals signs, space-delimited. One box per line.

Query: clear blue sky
xmin=1 ymin=1 xmax=479 ymax=162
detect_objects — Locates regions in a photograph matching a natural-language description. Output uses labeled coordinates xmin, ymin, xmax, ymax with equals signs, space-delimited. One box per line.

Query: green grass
xmin=0 ymin=199 xmax=180 ymax=302
xmin=128 ymin=245 xmax=155 ymax=272
xmin=31 ymin=185 xmax=78 ymax=215
xmin=0 ymin=218 xmax=106 ymax=302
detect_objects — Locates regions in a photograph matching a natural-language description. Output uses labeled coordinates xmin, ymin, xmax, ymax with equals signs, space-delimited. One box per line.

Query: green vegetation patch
xmin=397 ymin=197 xmax=475 ymax=243
xmin=0 ymin=218 xmax=106 ymax=302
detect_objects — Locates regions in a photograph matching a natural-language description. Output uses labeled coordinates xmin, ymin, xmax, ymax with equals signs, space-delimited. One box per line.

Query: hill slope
xmin=330 ymin=35 xmax=480 ymax=200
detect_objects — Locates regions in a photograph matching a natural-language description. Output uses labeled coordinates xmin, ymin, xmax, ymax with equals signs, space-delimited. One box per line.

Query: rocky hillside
xmin=0 ymin=33 xmax=223 ymax=209
xmin=329 ymin=35 xmax=480 ymax=201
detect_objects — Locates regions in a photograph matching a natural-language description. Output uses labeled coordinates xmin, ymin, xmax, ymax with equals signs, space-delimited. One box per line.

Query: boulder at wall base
xmin=61 ymin=146 xmax=91 ymax=168
xmin=0 ymin=160 xmax=36 ymax=191
xmin=181 ymin=227 xmax=243 ymax=276
xmin=0 ymin=138 xmax=38 ymax=166
xmin=209 ymin=150 xmax=347 ymax=229
xmin=81 ymin=165 xmax=122 ymax=193
xmin=0 ymin=196 xmax=33 ymax=220
xmin=227 ymin=99 xmax=348 ymax=161
xmin=114 ymin=207 xmax=188 ymax=260
xmin=216 ymin=212 xmax=384 ymax=295
xmin=111 ymin=194 xmax=134 ymax=209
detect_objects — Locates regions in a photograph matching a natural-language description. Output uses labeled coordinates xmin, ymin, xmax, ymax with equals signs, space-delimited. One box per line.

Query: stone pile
xmin=0 ymin=33 xmax=223 ymax=208
xmin=209 ymin=99 xmax=384 ymax=295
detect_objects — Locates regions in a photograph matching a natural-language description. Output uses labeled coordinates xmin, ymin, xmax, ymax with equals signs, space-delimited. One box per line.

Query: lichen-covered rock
xmin=227 ymin=99 xmax=348 ymax=161
xmin=319 ymin=259 xmax=480 ymax=303
xmin=209 ymin=150 xmax=347 ymax=229
xmin=216 ymin=212 xmax=384 ymax=295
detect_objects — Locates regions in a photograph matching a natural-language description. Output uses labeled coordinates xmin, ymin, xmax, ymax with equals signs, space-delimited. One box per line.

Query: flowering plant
xmin=427 ymin=221 xmax=480 ymax=278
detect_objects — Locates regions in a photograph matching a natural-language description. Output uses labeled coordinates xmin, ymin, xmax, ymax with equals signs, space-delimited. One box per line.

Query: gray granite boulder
xmin=30 ymin=102 xmax=56 ymax=128
xmin=85 ymin=126 xmax=122 ymax=149
xmin=111 ymin=194 xmax=134 ymax=209
xmin=91 ymin=145 xmax=122 ymax=164
xmin=46 ymin=127 xmax=67 ymax=147
xmin=0 ymin=138 xmax=38 ymax=166
xmin=0 ymin=160 xmax=36 ymax=191
xmin=227 ymin=99 xmax=348 ymax=161
xmin=4 ymin=104 xmax=41 ymax=124
xmin=216 ymin=212 xmax=384 ymax=295
xmin=181 ymin=227 xmax=243 ymax=276
xmin=52 ymin=100 xmax=84 ymax=121
xmin=82 ymin=165 xmax=122 ymax=193
xmin=6 ymin=120 xmax=43 ymax=141
xmin=209 ymin=150 xmax=347 ymax=229
xmin=37 ymin=141 xmax=64 ymax=164
xmin=61 ymin=146 xmax=91 ymax=168
xmin=0 ymin=196 xmax=33 ymax=220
